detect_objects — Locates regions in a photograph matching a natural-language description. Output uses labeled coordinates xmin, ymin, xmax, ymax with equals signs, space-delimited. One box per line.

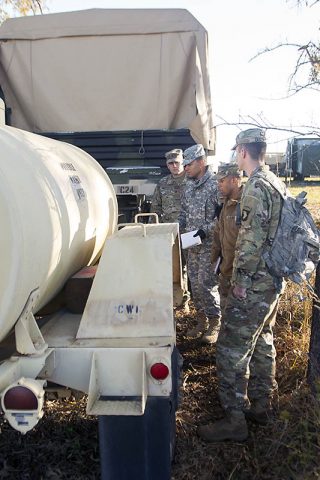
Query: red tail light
xmin=150 ymin=362 xmax=169 ymax=380
xmin=3 ymin=386 xmax=38 ymax=410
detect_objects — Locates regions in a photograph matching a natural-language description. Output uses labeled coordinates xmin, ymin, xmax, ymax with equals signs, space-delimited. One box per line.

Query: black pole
xmin=307 ymin=261 xmax=320 ymax=394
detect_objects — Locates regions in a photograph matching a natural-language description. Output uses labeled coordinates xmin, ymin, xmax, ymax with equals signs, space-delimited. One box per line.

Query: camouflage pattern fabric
xmin=255 ymin=170 xmax=320 ymax=284
xmin=217 ymin=287 xmax=280 ymax=411
xmin=179 ymin=167 xmax=219 ymax=247
xmin=216 ymin=165 xmax=285 ymax=411
xmin=179 ymin=167 xmax=220 ymax=316
xmin=183 ymin=143 xmax=205 ymax=166
xmin=186 ymin=249 xmax=220 ymax=316
xmin=232 ymin=128 xmax=266 ymax=150
xmin=150 ymin=173 xmax=186 ymax=223
xmin=231 ymin=166 xmax=285 ymax=289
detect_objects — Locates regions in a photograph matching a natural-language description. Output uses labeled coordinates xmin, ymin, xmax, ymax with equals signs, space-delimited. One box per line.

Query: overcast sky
xmin=47 ymin=0 xmax=320 ymax=158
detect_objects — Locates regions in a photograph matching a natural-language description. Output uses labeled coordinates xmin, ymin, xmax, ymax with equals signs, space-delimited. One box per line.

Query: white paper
xmin=213 ymin=256 xmax=221 ymax=274
xmin=181 ymin=230 xmax=202 ymax=249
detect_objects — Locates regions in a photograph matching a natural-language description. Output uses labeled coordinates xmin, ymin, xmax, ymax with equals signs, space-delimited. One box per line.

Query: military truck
xmin=0 ymin=8 xmax=215 ymax=221
xmin=285 ymin=137 xmax=320 ymax=181
xmin=0 ymin=8 xmax=215 ymax=479
xmin=265 ymin=152 xmax=286 ymax=176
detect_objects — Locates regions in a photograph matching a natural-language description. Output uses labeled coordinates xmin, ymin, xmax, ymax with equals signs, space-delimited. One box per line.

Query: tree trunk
xmin=307 ymin=261 xmax=320 ymax=394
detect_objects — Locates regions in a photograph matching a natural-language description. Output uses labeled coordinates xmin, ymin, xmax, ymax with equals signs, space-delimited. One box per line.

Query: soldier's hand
xmin=193 ymin=229 xmax=206 ymax=240
xmin=233 ymin=284 xmax=247 ymax=300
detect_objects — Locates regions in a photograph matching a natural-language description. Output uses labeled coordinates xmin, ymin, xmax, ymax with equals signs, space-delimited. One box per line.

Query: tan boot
xmin=197 ymin=410 xmax=248 ymax=442
xmin=186 ymin=311 xmax=208 ymax=338
xmin=200 ymin=315 xmax=221 ymax=345
xmin=245 ymin=398 xmax=273 ymax=425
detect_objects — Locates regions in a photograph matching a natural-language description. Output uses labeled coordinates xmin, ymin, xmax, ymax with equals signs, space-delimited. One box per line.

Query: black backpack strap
xmin=235 ymin=202 xmax=241 ymax=226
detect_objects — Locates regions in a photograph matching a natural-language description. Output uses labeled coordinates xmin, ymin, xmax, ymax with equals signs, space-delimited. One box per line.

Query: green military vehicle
xmin=285 ymin=137 xmax=320 ymax=181
xmin=0 ymin=8 xmax=215 ymax=221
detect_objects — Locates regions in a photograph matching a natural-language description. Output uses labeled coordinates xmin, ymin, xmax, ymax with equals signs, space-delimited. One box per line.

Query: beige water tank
xmin=0 ymin=125 xmax=118 ymax=342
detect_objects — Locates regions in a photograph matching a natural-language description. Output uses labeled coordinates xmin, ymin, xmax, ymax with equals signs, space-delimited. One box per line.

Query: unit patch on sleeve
xmin=241 ymin=208 xmax=250 ymax=222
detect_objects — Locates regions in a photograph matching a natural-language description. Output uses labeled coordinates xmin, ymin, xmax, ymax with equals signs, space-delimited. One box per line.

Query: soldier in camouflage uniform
xmin=198 ymin=128 xmax=286 ymax=442
xmin=150 ymin=148 xmax=190 ymax=310
xmin=179 ymin=144 xmax=221 ymax=344
xmin=150 ymin=149 xmax=186 ymax=223
xmin=211 ymin=162 xmax=243 ymax=312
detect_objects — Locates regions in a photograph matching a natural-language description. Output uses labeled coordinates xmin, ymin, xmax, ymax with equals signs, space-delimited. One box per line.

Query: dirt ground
xmin=0 ymin=181 xmax=319 ymax=479
xmin=0 ymin=290 xmax=318 ymax=480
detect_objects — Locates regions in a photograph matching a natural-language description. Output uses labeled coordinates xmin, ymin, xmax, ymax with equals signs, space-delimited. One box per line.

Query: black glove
xmin=214 ymin=204 xmax=223 ymax=220
xmin=193 ymin=229 xmax=206 ymax=240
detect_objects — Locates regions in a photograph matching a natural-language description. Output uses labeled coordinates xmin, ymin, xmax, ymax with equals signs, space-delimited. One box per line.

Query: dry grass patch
xmin=172 ymin=280 xmax=320 ymax=480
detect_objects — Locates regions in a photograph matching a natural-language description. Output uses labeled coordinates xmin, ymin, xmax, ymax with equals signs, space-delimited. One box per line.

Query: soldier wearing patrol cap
xmin=198 ymin=128 xmax=286 ymax=442
xmin=150 ymin=148 xmax=190 ymax=311
xmin=179 ymin=144 xmax=221 ymax=344
xmin=211 ymin=162 xmax=243 ymax=314
xmin=232 ymin=127 xmax=267 ymax=149
xmin=150 ymin=148 xmax=186 ymax=223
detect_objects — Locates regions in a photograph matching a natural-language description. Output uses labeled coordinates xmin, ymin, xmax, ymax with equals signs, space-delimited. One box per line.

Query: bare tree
xmin=250 ymin=1 xmax=320 ymax=96
xmin=251 ymin=41 xmax=320 ymax=96
xmin=215 ymin=1 xmax=320 ymax=141
xmin=0 ymin=0 xmax=46 ymax=22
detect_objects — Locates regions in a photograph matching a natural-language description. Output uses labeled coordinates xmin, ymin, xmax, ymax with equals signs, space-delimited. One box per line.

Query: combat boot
xmin=197 ymin=410 xmax=248 ymax=442
xmin=200 ymin=315 xmax=221 ymax=345
xmin=186 ymin=311 xmax=208 ymax=338
xmin=245 ymin=398 xmax=273 ymax=425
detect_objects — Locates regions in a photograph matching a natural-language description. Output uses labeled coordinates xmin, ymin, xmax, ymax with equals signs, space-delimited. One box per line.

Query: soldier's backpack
xmin=258 ymin=172 xmax=320 ymax=284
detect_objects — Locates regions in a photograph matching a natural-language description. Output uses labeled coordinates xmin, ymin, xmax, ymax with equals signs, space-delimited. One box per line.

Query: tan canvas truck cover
xmin=0 ymin=8 xmax=214 ymax=150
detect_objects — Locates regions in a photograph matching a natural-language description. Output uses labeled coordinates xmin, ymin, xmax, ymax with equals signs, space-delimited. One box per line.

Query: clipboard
xmin=181 ymin=230 xmax=202 ymax=249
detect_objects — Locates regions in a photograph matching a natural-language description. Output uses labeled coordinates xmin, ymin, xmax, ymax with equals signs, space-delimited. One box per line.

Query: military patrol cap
xmin=216 ymin=162 xmax=243 ymax=180
xmin=165 ymin=148 xmax=183 ymax=163
xmin=232 ymin=128 xmax=266 ymax=150
xmin=183 ymin=144 xmax=205 ymax=166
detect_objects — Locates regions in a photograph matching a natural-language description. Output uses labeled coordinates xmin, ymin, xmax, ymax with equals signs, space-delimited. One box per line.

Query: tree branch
xmin=215 ymin=115 xmax=320 ymax=139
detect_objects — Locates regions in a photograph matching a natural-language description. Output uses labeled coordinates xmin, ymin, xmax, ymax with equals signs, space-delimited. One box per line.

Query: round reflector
xmin=150 ymin=362 xmax=169 ymax=381
xmin=3 ymin=386 xmax=38 ymax=410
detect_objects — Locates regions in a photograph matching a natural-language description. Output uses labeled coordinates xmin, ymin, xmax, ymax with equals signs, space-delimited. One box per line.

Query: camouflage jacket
xmin=211 ymin=185 xmax=243 ymax=279
xmin=231 ymin=165 xmax=286 ymax=289
xmin=150 ymin=173 xmax=186 ymax=223
xmin=179 ymin=167 xmax=219 ymax=251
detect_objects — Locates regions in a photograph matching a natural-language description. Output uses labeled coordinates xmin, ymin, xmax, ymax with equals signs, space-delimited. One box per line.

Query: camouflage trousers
xmin=216 ymin=284 xmax=280 ymax=412
xmin=186 ymin=249 xmax=220 ymax=317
